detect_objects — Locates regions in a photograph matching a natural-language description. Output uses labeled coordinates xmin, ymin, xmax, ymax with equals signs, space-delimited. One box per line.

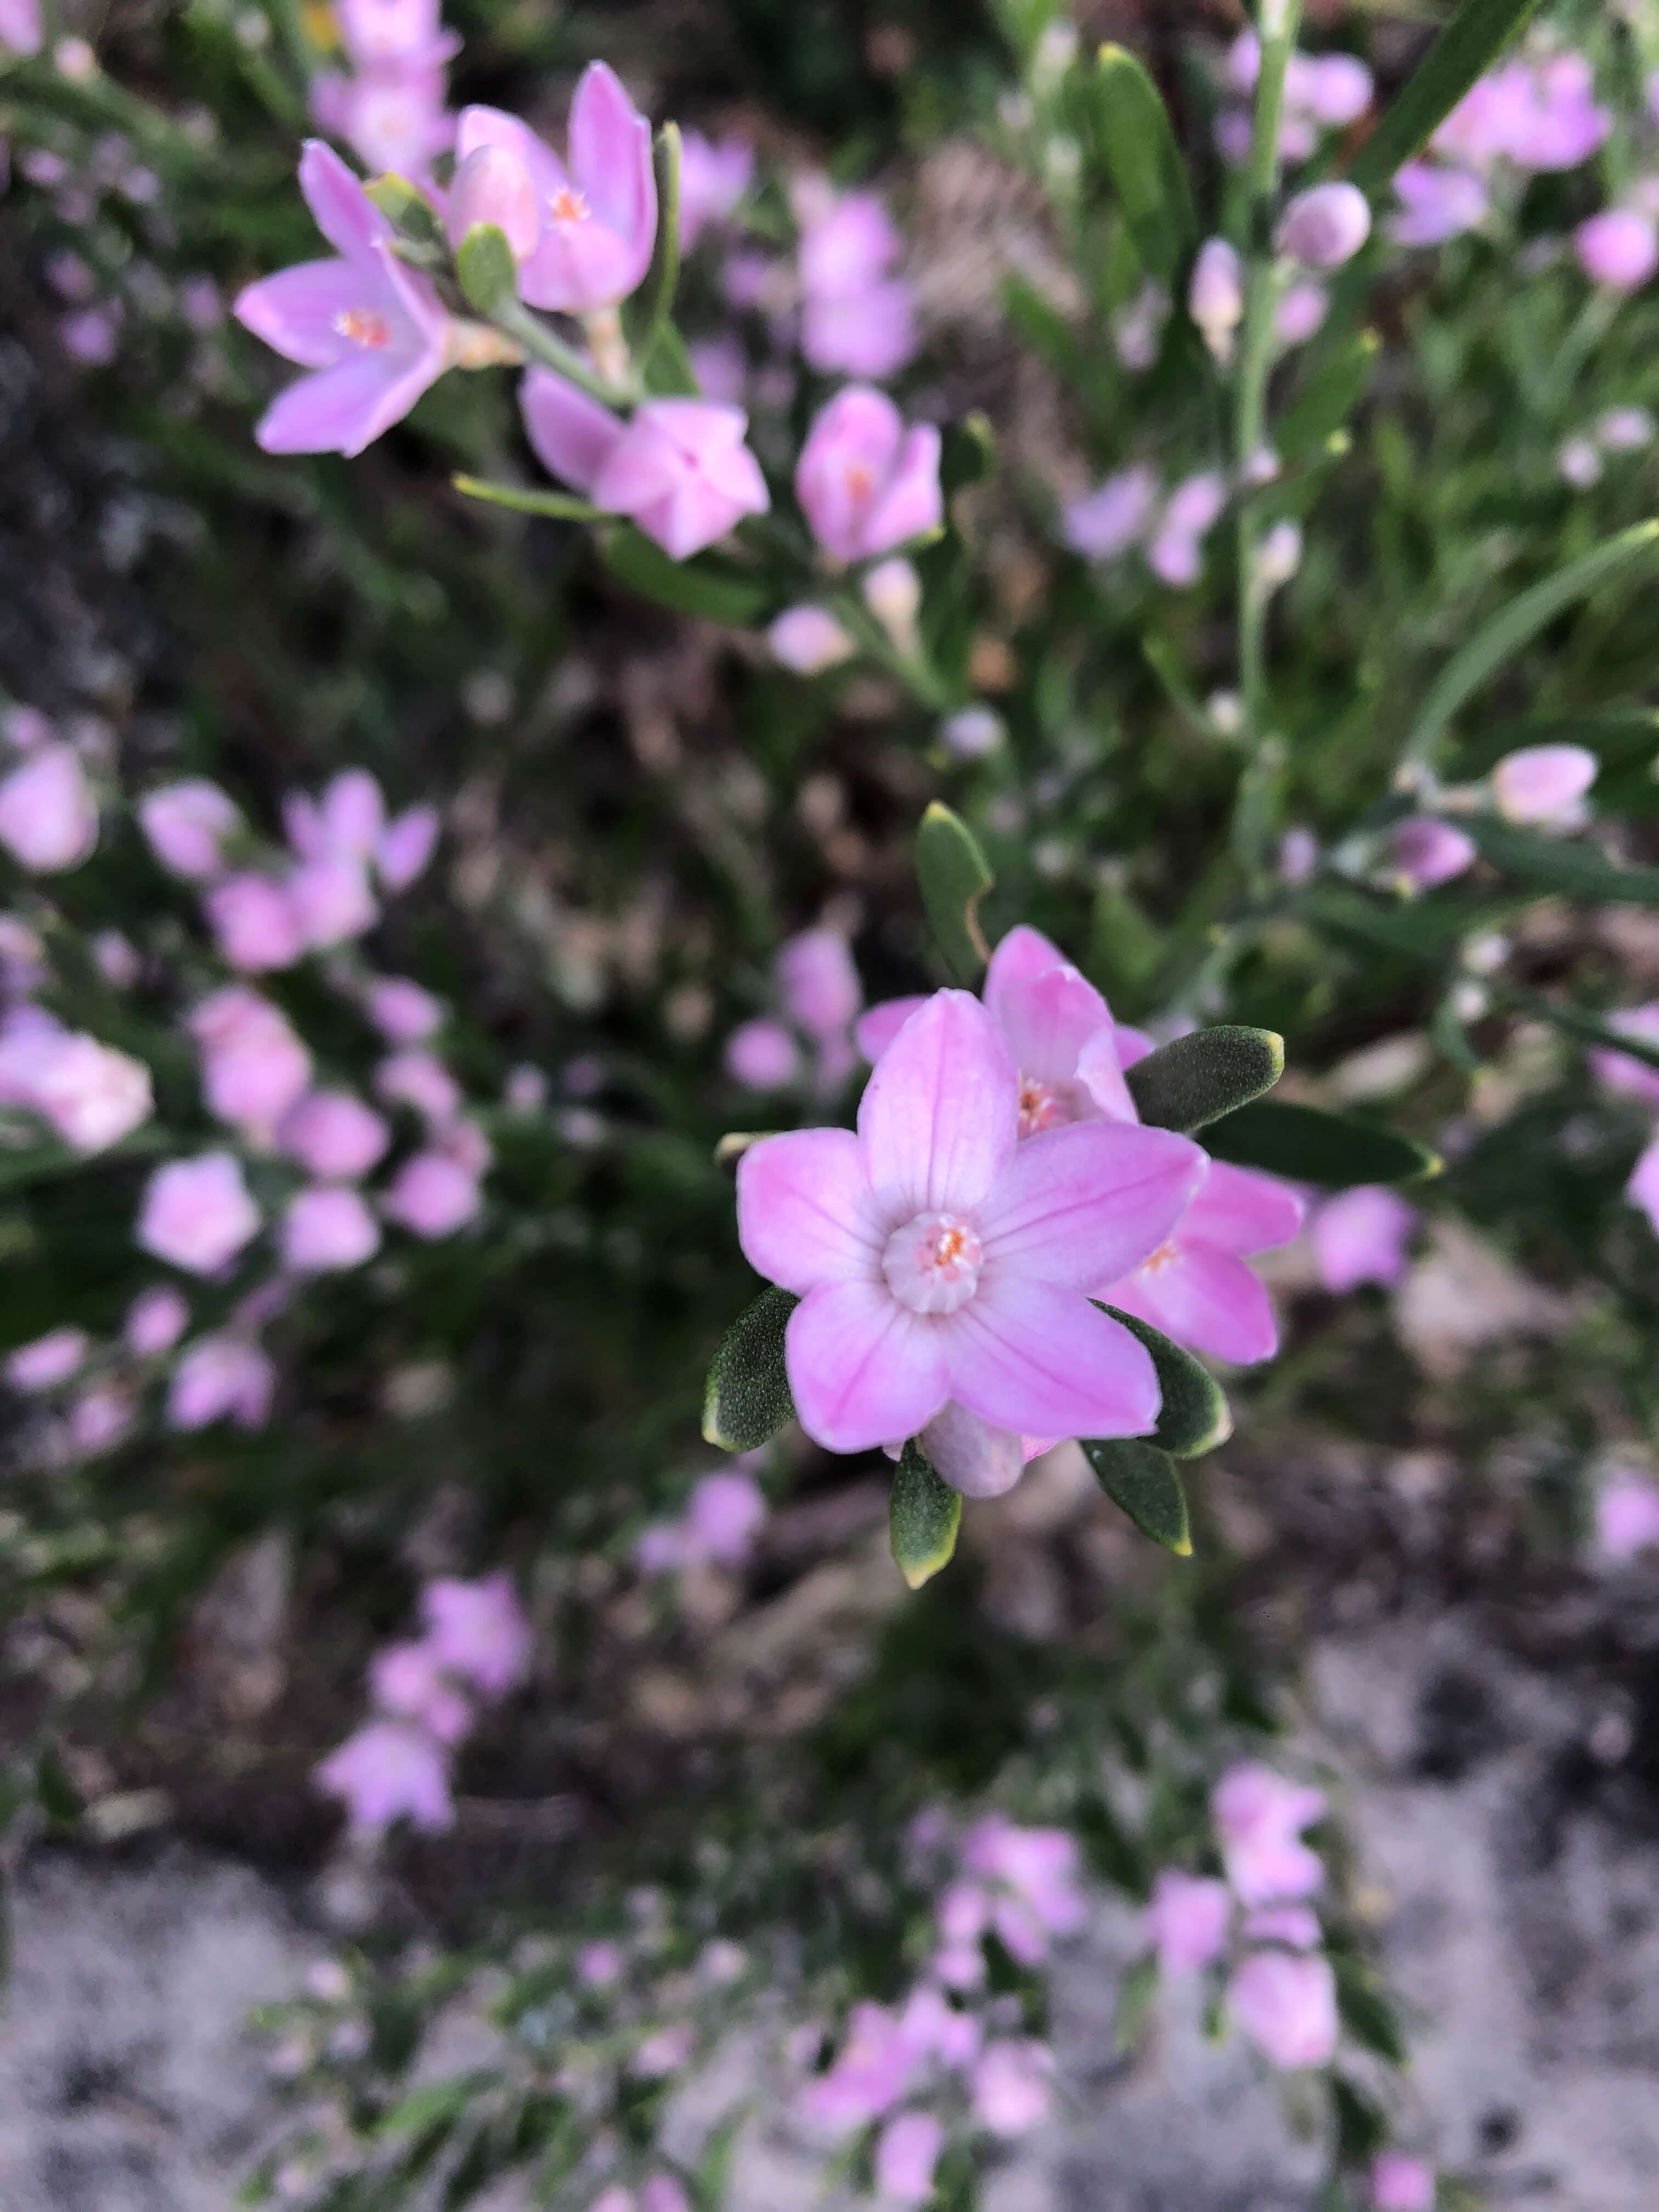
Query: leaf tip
xmin=1171 ymin=1533 xmax=1194 ymax=1559
xmin=900 ymin=1552 xmax=950 ymax=1592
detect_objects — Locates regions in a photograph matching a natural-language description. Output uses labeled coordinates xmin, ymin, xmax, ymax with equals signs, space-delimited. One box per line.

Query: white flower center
xmin=882 ymin=1210 xmax=984 ymax=1315
xmin=334 ymin=307 xmax=392 ymax=350
xmin=549 ymin=184 xmax=591 ymax=224
xmin=1018 ymin=1073 xmax=1073 ymax=1137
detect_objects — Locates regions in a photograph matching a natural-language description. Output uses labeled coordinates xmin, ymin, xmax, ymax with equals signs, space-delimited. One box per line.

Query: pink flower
xmin=1575 ymin=207 xmax=1658 ymax=292
xmin=0 ymin=744 xmax=97 ymax=872
xmin=139 ymin=779 xmax=241 ymax=879
xmin=448 ymin=140 xmax=541 ymax=259
xmin=874 ymin=2111 xmax=943 ymax=2203
xmin=1371 ymin=2153 xmax=1436 ymax=2211
xmin=1146 ymin=1870 xmax=1232 ymax=1974
xmin=578 ymin=1939 xmax=625 ymax=1985
xmin=420 ymin=1571 xmax=531 ymax=1696
xmin=768 ymin=605 xmax=855 ymax=673
xmin=1304 ymin=52 xmax=1372 ymax=127
xmin=1227 ymin=1949 xmax=1339 ymax=2070
xmin=288 ymin=855 xmax=377 ymax=949
xmin=335 ymin=0 xmax=456 ymax=69
xmin=1212 ymin=1763 xmax=1326 ymax=1905
xmin=520 ymin=374 xmax=770 ymax=560
xmin=1102 ymin=1160 xmax=1304 ymax=1366
xmin=1188 ymin=237 xmax=1243 ymax=362
xmin=800 ymin=2002 xmax=919 ymax=2132
xmin=366 ymin=977 xmax=442 ymax=1041
xmin=383 ymin=1151 xmax=480 ymax=1237
xmin=205 ymin=874 xmax=304 ymax=972
xmin=1392 ymin=162 xmax=1487 ymax=246
xmin=93 ymin=931 xmax=139 ymax=989
xmin=454 ymin=67 xmax=656 ymax=313
xmin=0 ymin=0 xmax=42 ymax=53
xmin=802 ymin=281 xmax=918 ymax=380
xmin=736 ymin=992 xmax=1202 ymax=1469
xmin=316 ymin=1718 xmax=454 ymax=1833
xmin=1064 ymin=465 xmax=1158 ymax=561
xmin=168 ymin=1334 xmax=275 ymax=1428
xmin=725 ymin=1017 xmax=801 ymax=1090
xmin=794 ymin=387 xmax=942 ymax=566
xmin=1276 ymin=182 xmax=1372 ymax=269
xmin=1592 ymin=1004 xmax=1659 ymax=1107
xmin=962 ymin=1817 xmax=1087 ymax=1962
xmin=234 ymin=140 xmax=452 ymax=457
xmin=1491 ymin=742 xmax=1596 ymax=827
xmin=125 ymin=1285 xmax=190 ymax=1356
xmin=284 ymin=1185 xmax=382 ymax=1272
xmin=1243 ymin=1903 xmax=1321 ymax=1949
xmin=376 ymin=804 xmax=439 ymax=889
xmin=971 ymin=2039 xmax=1054 ymax=2136
xmin=1310 ymin=1186 xmax=1417 ymax=1295
xmin=280 ymin=1090 xmax=390 ymax=1179
xmin=190 ymin=987 xmax=312 ymax=1144
xmin=1595 ymin=1472 xmax=1659 ymax=1560
xmin=376 ymin=1049 xmax=461 ymax=1125
xmin=137 ymin=1152 xmax=262 ymax=1276
xmin=69 ymin=1383 xmax=132 ymax=1456
xmin=1627 ymin=1136 xmax=1659 ymax=1233
xmin=639 ymin=2179 xmax=692 ymax=2212
xmin=679 ymin=131 xmax=753 ymax=250
xmin=795 ymin=187 xmax=917 ymax=379
xmin=778 ymin=928 xmax=861 ymax=1041
xmin=1389 ymin=816 xmax=1475 ymax=891
xmin=1 ymin=1023 xmax=153 ymax=1153
xmin=369 ymin=1641 xmax=472 ymax=1743
xmin=311 ymin=53 xmax=454 ymax=189
xmin=632 ymin=2021 xmax=694 ymax=2078
xmin=5 ymin=1327 xmax=89 ymax=1392
xmin=683 ymin=1469 xmax=767 ymax=1566
xmin=1274 ymin=281 xmax=1329 ymax=345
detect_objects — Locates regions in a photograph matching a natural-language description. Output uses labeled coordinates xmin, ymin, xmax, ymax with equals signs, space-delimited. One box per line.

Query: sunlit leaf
xmin=1124 ymin=1026 xmax=1284 ymax=1133
xmin=889 ymin=1442 xmax=962 ymax=1589
xmin=1085 ymin=44 xmax=1197 ymax=281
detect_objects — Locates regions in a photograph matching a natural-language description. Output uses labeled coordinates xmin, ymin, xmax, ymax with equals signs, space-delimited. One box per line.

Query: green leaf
xmin=1401 ymin=521 xmax=1659 ymax=768
xmin=1348 ymin=0 xmax=1545 ymax=195
xmin=915 ymin=802 xmax=994 ymax=981
xmin=1276 ymin=330 xmax=1380 ymax=460
xmin=622 ymin=123 xmax=682 ymax=362
xmin=36 ymin=1741 xmax=84 ymax=1832
xmin=640 ymin=317 xmax=701 ymax=398
xmin=1095 ymin=1305 xmax=1232 ymax=1457
xmin=363 ymin=171 xmax=445 ymax=253
xmin=1203 ymin=1099 xmax=1440 ymax=1188
xmin=0 ymin=1127 xmax=170 ymax=1196
xmin=889 ymin=1442 xmax=962 ymax=1590
xmin=1306 ymin=882 xmax=1530 ymax=961
xmin=1334 ymin=1956 xmax=1408 ymax=2065
xmin=1082 ymin=1438 xmax=1191 ymax=1554
xmin=941 ymin=411 xmax=997 ymax=498
xmin=1124 ymin=1026 xmax=1284 ymax=1133
xmin=454 ymin=223 xmax=518 ymax=317
xmin=1085 ymin=44 xmax=1197 ymax=281
xmin=1464 ymin=817 xmax=1659 ymax=905
xmin=702 ymin=1286 xmax=798 ymax=1451
xmin=1114 ymin=1954 xmax=1159 ymax=2053
xmin=452 ymin=475 xmax=601 ymax=522
xmin=599 ymin=526 xmax=770 ymax=625
xmin=374 ymin=2073 xmax=492 ymax=2141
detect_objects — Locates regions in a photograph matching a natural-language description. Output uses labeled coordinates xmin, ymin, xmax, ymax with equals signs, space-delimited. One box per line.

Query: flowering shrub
xmin=6 ymin=0 xmax=1659 ymax=2203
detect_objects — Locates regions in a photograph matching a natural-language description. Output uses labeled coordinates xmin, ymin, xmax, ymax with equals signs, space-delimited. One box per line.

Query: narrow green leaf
xmin=1203 ymin=1099 xmax=1440 ymax=1187
xmin=1332 ymin=2076 xmax=1389 ymax=2163
xmin=622 ymin=123 xmax=682 ymax=362
xmin=1306 ymin=882 xmax=1530 ymax=960
xmin=915 ymin=802 xmax=994 ymax=981
xmin=1432 ymin=995 xmax=1481 ymax=1073
xmin=1086 ymin=44 xmax=1197 ymax=281
xmin=36 ymin=1741 xmax=84 ymax=1831
xmin=889 ymin=1442 xmax=962 ymax=1589
xmin=1495 ymin=984 xmax=1659 ymax=1073
xmin=1082 ymin=1438 xmax=1191 ymax=1554
xmin=1402 ymin=521 xmax=1659 ymax=768
xmin=599 ymin=527 xmax=769 ymax=625
xmin=452 ymin=475 xmax=601 ymax=522
xmin=941 ymin=411 xmax=997 ymax=498
xmin=0 ymin=1127 xmax=171 ymax=1195
xmin=1124 ymin=1026 xmax=1285 ymax=1133
xmin=1349 ymin=0 xmax=1543 ymax=195
xmin=1095 ymin=1305 xmax=1232 ymax=1458
xmin=1276 ymin=329 xmax=1379 ymax=459
xmin=702 ymin=1286 xmax=798 ymax=1450
xmin=454 ymin=223 xmax=518 ymax=317
xmin=1114 ymin=1954 xmax=1160 ymax=2053
xmin=375 ymin=2073 xmax=492 ymax=2142
xmin=1464 ymin=817 xmax=1659 ymax=906
xmin=1333 ymin=1956 xmax=1408 ymax=2066
xmin=640 ymin=317 xmax=700 ymax=397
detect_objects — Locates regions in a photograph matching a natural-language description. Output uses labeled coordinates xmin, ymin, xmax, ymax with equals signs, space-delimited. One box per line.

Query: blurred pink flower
xmin=1591 ymin=1005 xmax=1659 ymax=1108
xmin=1146 ymin=1869 xmax=1232 ymax=1974
xmin=1188 ymin=236 xmax=1243 ymax=362
xmin=1310 ymin=1186 xmax=1417 ymax=1295
xmin=205 ymin=874 xmax=303 ymax=972
xmin=1491 ymin=742 xmax=1595 ymax=827
xmin=370 ymin=1641 xmax=473 ymax=1742
xmin=366 ymin=976 xmax=442 ymax=1041
xmin=795 ymin=386 xmax=941 ymax=566
xmin=335 ymin=0 xmax=456 ymax=70
xmin=280 ymin=1090 xmax=391 ymax=1180
xmin=289 ymin=856 xmax=377 ymax=949
xmin=312 ymin=60 xmax=455 ymax=183
xmin=284 ymin=1185 xmax=382 ymax=1272
xmin=376 ymin=1049 xmax=461 ymax=1125
xmin=1063 ymin=464 xmax=1158 ymax=561
xmin=1274 ymin=281 xmax=1329 ymax=345
xmin=1212 ymin=1763 xmax=1327 ymax=1905
xmin=679 ymin=131 xmax=753 ymax=250
xmin=138 ymin=1152 xmax=262 ymax=1276
xmin=377 ymin=804 xmax=439 ymax=890
xmin=639 ymin=1468 xmax=768 ymax=1573
xmin=1276 ymin=182 xmax=1371 ymax=269
xmin=962 ymin=1816 xmax=1087 ymax=1964
xmin=1103 ymin=1160 xmax=1304 ymax=1365
xmin=69 ymin=1382 xmax=132 ymax=1455
xmin=190 ymin=986 xmax=312 ymax=1144
xmin=125 ymin=1285 xmax=190 ymax=1357
xmin=383 ymin=1150 xmax=479 ymax=1237
xmin=874 ymin=2111 xmax=944 ymax=2203
xmin=725 ymin=1017 xmax=801 ymax=1091
xmin=1242 ymin=1903 xmax=1321 ymax=1949
xmin=1389 ymin=816 xmax=1475 ymax=891
xmin=1575 ymin=207 xmax=1658 ymax=292
xmin=796 ymin=187 xmax=917 ymax=378
xmin=0 ymin=1018 xmax=153 ymax=1153
xmin=777 ymin=928 xmax=860 ymax=1041
xmin=420 ymin=1571 xmax=531 ymax=1696
xmin=1392 ymin=162 xmax=1486 ymax=247
xmin=971 ymin=2038 xmax=1054 ymax=2136
xmin=0 ymin=743 xmax=97 ymax=872
xmin=800 ymin=2002 xmax=918 ymax=2131
xmin=577 ymin=1939 xmax=626 ymax=1985
xmin=631 ymin=2021 xmax=693 ymax=2078
xmin=1371 ymin=2153 xmax=1436 ymax=2209
xmin=768 ymin=606 xmax=855 ymax=674
xmin=639 ymin=2179 xmax=691 ymax=2212
xmin=5 ymin=1326 xmax=89 ymax=1392
xmin=139 ymin=778 xmax=241 ymax=880
xmin=0 ymin=0 xmax=43 ymax=54
xmin=1595 ymin=1472 xmax=1659 ymax=1560
xmin=316 ymin=1718 xmax=453 ymax=1833
xmin=168 ymin=1334 xmax=275 ymax=1428
xmin=1228 ymin=1949 xmax=1339 ymax=2069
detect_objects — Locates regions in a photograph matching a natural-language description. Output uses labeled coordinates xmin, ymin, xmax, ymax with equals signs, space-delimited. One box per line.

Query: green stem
xmin=828 ymin=592 xmax=955 ymax=713
xmin=493 ymin=302 xmax=635 ymax=410
xmin=1537 ymin=287 xmax=1618 ymax=414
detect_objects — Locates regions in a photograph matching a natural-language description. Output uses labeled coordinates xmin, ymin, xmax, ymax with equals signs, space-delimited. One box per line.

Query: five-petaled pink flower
xmin=736 ymin=991 xmax=1204 ymax=1469
xmin=794 ymin=386 xmax=942 ymax=567
xmin=1212 ymin=1762 xmax=1327 ymax=1905
xmin=234 ymin=140 xmax=452 ymax=458
xmin=454 ymin=65 xmax=656 ymax=314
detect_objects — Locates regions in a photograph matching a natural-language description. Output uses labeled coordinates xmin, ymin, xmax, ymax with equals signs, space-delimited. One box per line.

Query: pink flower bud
xmin=861 ymin=555 xmax=922 ymax=640
xmin=5 ymin=1326 xmax=89 ymax=1392
xmin=138 ymin=1152 xmax=262 ymax=1276
xmin=767 ymin=606 xmax=855 ymax=674
xmin=0 ymin=744 xmax=97 ymax=872
xmin=139 ymin=778 xmax=241 ymax=880
xmin=376 ymin=805 xmax=439 ymax=890
xmin=1255 ymin=520 xmax=1302 ymax=590
xmin=383 ymin=1150 xmax=480 ymax=1237
xmin=1595 ymin=1470 xmax=1659 ymax=1560
xmin=1558 ymin=435 xmax=1603 ymax=488
xmin=365 ymin=977 xmax=443 ymax=1041
xmin=190 ymin=986 xmax=312 ymax=1144
xmin=795 ymin=386 xmax=943 ymax=566
xmin=283 ymin=1184 xmax=382 ymax=1272
xmin=1228 ymin=1949 xmax=1339 ymax=2069
xmin=1491 ymin=742 xmax=1596 ymax=826
xmin=448 ymin=141 xmax=541 ymax=262
xmin=376 ymin=1049 xmax=461 ymax=1125
xmin=1063 ymin=464 xmax=1158 ymax=561
xmin=1305 ymin=52 xmax=1372 ymax=128
xmin=206 ymin=874 xmax=304 ymax=972
xmin=725 ymin=1017 xmax=800 ymax=1090
xmin=168 ymin=1334 xmax=275 ymax=1428
xmin=279 ymin=1090 xmax=390 ymax=1179
xmin=69 ymin=1382 xmax=132 ymax=1455
xmin=125 ymin=1285 xmax=190 ymax=1356
xmin=1389 ymin=817 xmax=1475 ymax=891
xmin=1310 ymin=1186 xmax=1417 ymax=1294
xmin=1597 ymin=405 xmax=1655 ymax=450
xmin=1575 ymin=207 xmax=1658 ymax=292
xmin=1276 ymin=182 xmax=1372 ymax=270
xmin=1370 ymin=2152 xmax=1436 ymax=2211
xmin=777 ymin=929 xmax=860 ymax=1041
xmin=1146 ymin=1869 xmax=1232 ymax=1973
xmin=1188 ymin=236 xmax=1244 ymax=362
xmin=874 ymin=2111 xmax=943 ymax=2204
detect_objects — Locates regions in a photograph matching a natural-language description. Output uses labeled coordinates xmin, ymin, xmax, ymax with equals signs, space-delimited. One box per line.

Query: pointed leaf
xmin=599 ymin=527 xmax=769 ymax=625
xmin=640 ymin=317 xmax=701 ymax=397
xmin=1276 ymin=330 xmax=1380 ymax=460
xmin=941 ymin=412 xmax=997 ymax=498
xmin=1082 ymin=1437 xmax=1191 ymax=1554
xmin=1095 ymin=1305 xmax=1232 ymax=1457
xmin=915 ymin=802 xmax=994 ymax=981
xmin=1333 ymin=1954 xmax=1408 ymax=2066
xmin=1496 ymin=984 xmax=1659 ymax=1073
xmin=703 ymin=1287 xmax=798 ymax=1451
xmin=452 ymin=475 xmax=601 ymax=521
xmin=1348 ymin=0 xmax=1545 ymax=196
xmin=1124 ymin=1026 xmax=1284 ymax=1133
xmin=1464 ymin=817 xmax=1659 ymax=905
xmin=889 ymin=1442 xmax=962 ymax=1589
xmin=1203 ymin=1099 xmax=1440 ymax=1187
xmin=622 ymin=123 xmax=683 ymax=362
xmin=1401 ymin=521 xmax=1659 ymax=768
xmin=363 ymin=172 xmax=446 ymax=253
xmin=455 ymin=223 xmax=518 ymax=317
xmin=1085 ymin=44 xmax=1197 ymax=281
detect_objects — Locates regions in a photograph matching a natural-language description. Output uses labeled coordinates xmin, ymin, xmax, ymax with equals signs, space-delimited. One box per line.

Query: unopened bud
xmin=1254 ymin=520 xmax=1302 ymax=592
xmin=768 ymin=606 xmax=856 ymax=676
xmin=1188 ymin=238 xmax=1244 ymax=365
xmin=448 ymin=144 xmax=540 ymax=261
xmin=1276 ymin=182 xmax=1372 ymax=271
xmin=862 ymin=557 xmax=922 ymax=648
xmin=941 ymin=705 xmax=1005 ymax=759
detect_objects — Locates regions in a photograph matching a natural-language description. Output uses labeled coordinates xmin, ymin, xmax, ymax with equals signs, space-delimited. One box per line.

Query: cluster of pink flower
xmin=2 ymin=1285 xmax=191 ymax=1462
xmin=736 ymin=926 xmax=1302 ymax=1497
xmin=1593 ymin=1460 xmax=1659 ymax=1564
xmin=1386 ymin=740 xmax=1599 ymax=893
xmin=315 ymin=1571 xmax=531 ymax=1833
xmin=635 ymin=1464 xmax=766 ymax=1576
xmin=312 ymin=0 xmax=458 ymax=187
xmin=724 ymin=925 xmax=864 ymax=1096
xmin=789 ymin=174 xmax=918 ymax=382
xmin=1215 ymin=29 xmax=1374 ymax=168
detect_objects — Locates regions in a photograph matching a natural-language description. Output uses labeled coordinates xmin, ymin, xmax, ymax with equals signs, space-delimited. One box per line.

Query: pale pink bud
xmin=941 ymin=706 xmax=1005 ymax=757
xmin=1276 ymin=182 xmax=1372 ymax=269
xmin=777 ymin=929 xmax=860 ymax=1041
xmin=1255 ymin=520 xmax=1302 ymax=590
xmin=191 ymin=986 xmax=312 ymax=1143
xmin=448 ymin=141 xmax=540 ymax=261
xmin=125 ymin=1285 xmax=189 ymax=1356
xmin=376 ymin=1049 xmax=461 ymax=1125
xmin=1558 ymin=436 xmax=1603 ymax=488
xmin=5 ymin=1325 xmax=89 ymax=1392
xmin=1595 ymin=1471 xmax=1659 ymax=1560
xmin=168 ymin=1333 xmax=275 ymax=1427
xmin=206 ymin=874 xmax=303 ymax=972
xmin=874 ymin=2112 xmax=943 ymax=2203
xmin=1575 ymin=207 xmax=1658 ymax=292
xmin=1370 ymin=2152 xmax=1436 ymax=2210
xmin=1146 ymin=1869 xmax=1231 ymax=1974
xmin=1310 ymin=1186 xmax=1416 ymax=1294
xmin=283 ymin=1184 xmax=382 ymax=1272
xmin=1628 ymin=1135 xmax=1659 ymax=1230
xmin=1305 ymin=53 xmax=1372 ymax=128
xmin=29 ymin=1033 xmax=153 ymax=1153
xmin=1491 ymin=742 xmax=1596 ymax=826
xmin=1188 ymin=236 xmax=1244 ymax=362
xmin=768 ymin=605 xmax=855 ymax=674
xmin=138 ymin=778 xmax=241 ymax=880
xmin=69 ymin=1381 xmax=132 ymax=1455
xmin=279 ymin=1090 xmax=390 ymax=1179
xmin=1389 ymin=816 xmax=1475 ymax=890
xmin=366 ymin=977 xmax=443 ymax=1041
xmin=1591 ymin=1005 xmax=1659 ymax=1106
xmin=383 ymin=1151 xmax=480 ymax=1237
xmin=1228 ymin=1950 xmax=1339 ymax=2069
xmin=861 ymin=555 xmax=922 ymax=642
xmin=1598 ymin=405 xmax=1655 ymax=450
xmin=0 ymin=743 xmax=97 ymax=872
xmin=970 ymin=2039 xmax=1054 ymax=2136
xmin=137 ymin=1151 xmax=262 ymax=1275
xmin=725 ymin=1017 xmax=800 ymax=1090
xmin=1279 ymin=827 xmax=1318 ymax=884
xmin=375 ymin=805 xmax=439 ymax=890
xmin=1163 ymin=471 xmax=1227 ymax=538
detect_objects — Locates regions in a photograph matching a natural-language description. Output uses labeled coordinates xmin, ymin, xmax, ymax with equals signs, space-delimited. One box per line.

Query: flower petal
xmin=255 ymin=355 xmax=428 ymax=458
xmin=854 ymin=996 xmax=929 ymax=1064
xmin=234 ymin=259 xmax=358 ymax=368
xmin=983 ymin=925 xmax=1071 ymax=1024
xmin=298 ymin=138 xmax=390 ymax=263
xmin=857 ymin=990 xmax=1016 ymax=1220
xmin=569 ymin=60 xmax=656 ymax=272
xmin=1180 ymin=1160 xmax=1304 ymax=1255
xmin=946 ymin=1279 xmax=1159 ymax=1440
xmin=519 ymin=367 xmax=624 ymax=494
xmin=735 ymin=1127 xmax=881 ymax=1294
xmin=787 ymin=1278 xmax=949 ymax=1452
xmin=1074 ymin=1023 xmax=1138 ymax=1123
xmin=919 ymin=1401 xmax=1025 ymax=1497
xmin=978 ymin=1120 xmax=1205 ymax=1288
xmin=995 ymin=962 xmax=1112 ymax=1088
xmin=1105 ymin=1242 xmax=1280 ymax=1364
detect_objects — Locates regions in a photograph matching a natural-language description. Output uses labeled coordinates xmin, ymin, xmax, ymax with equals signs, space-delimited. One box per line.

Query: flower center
xmin=549 ymin=185 xmax=590 ymax=224
xmin=882 ymin=1211 xmax=984 ymax=1315
xmin=1141 ymin=1239 xmax=1180 ymax=1274
xmin=1017 ymin=1074 xmax=1072 ymax=1137
xmin=334 ymin=307 xmax=392 ymax=350
xmin=844 ymin=460 xmax=876 ymax=505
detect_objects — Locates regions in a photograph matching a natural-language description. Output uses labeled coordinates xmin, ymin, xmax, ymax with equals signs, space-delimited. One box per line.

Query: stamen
xmin=882 ymin=1211 xmax=985 ymax=1316
xmin=549 ymin=185 xmax=590 ymax=223
xmin=334 ymin=307 xmax=392 ymax=350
